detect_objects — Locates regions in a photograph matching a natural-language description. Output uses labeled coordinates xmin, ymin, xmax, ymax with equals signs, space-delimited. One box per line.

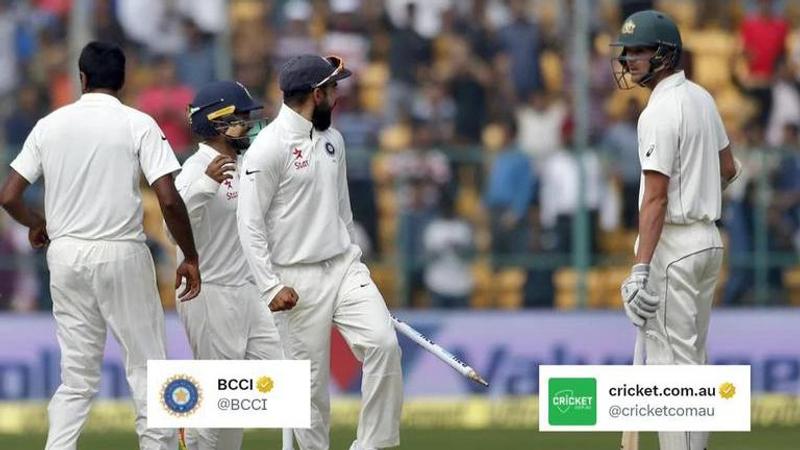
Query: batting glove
xmin=620 ymin=264 xmax=660 ymax=328
xmin=721 ymin=157 xmax=743 ymax=191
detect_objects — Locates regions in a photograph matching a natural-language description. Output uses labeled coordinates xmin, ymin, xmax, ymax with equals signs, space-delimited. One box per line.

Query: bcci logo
xmin=161 ymin=374 xmax=203 ymax=416
xmin=324 ymin=142 xmax=337 ymax=161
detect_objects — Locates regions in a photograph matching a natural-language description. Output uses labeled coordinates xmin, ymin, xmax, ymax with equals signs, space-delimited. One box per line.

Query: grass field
xmin=2 ymin=427 xmax=799 ymax=449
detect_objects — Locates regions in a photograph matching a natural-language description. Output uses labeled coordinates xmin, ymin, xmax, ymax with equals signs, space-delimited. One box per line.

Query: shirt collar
xmin=649 ymin=71 xmax=686 ymax=102
xmin=197 ymin=143 xmax=220 ymax=159
xmin=198 ymin=142 xmax=241 ymax=162
xmin=79 ymin=92 xmax=122 ymax=104
xmin=277 ymin=103 xmax=314 ymax=139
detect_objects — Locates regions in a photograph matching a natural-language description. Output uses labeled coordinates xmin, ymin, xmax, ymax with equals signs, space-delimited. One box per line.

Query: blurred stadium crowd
xmin=1 ymin=0 xmax=799 ymax=311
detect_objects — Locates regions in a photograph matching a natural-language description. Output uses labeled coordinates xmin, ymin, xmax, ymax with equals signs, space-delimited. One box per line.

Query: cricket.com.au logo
xmin=548 ymin=378 xmax=597 ymax=425
xmin=161 ymin=374 xmax=203 ymax=416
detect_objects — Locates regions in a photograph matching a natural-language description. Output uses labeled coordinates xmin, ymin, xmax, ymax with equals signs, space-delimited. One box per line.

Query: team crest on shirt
xmin=324 ymin=142 xmax=337 ymax=162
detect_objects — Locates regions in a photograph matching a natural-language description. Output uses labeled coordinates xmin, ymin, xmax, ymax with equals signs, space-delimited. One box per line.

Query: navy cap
xmin=189 ymin=80 xmax=262 ymax=119
xmin=189 ymin=81 xmax=263 ymax=138
xmin=279 ymin=54 xmax=352 ymax=93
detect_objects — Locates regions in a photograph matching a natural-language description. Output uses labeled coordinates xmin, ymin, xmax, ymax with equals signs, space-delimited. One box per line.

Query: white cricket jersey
xmin=175 ymin=143 xmax=253 ymax=287
xmin=637 ymin=71 xmax=729 ymax=224
xmin=237 ymin=104 xmax=356 ymax=299
xmin=10 ymin=93 xmax=180 ymax=242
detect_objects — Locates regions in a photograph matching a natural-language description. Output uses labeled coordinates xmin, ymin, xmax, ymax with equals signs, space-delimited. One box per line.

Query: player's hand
xmin=205 ymin=155 xmax=236 ymax=184
xmin=176 ymin=257 xmax=201 ymax=302
xmin=28 ymin=213 xmax=50 ymax=249
xmin=620 ymin=264 xmax=660 ymax=327
xmin=269 ymin=287 xmax=298 ymax=311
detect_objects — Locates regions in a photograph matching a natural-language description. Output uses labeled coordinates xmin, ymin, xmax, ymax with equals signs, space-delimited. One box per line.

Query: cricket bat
xmin=620 ymin=327 xmax=645 ymax=449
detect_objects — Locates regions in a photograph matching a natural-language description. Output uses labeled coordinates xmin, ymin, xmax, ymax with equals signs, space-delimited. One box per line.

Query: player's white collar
xmin=197 ymin=142 xmax=220 ymax=159
xmin=79 ymin=92 xmax=121 ymax=104
xmin=277 ymin=103 xmax=314 ymax=139
xmin=650 ymin=70 xmax=686 ymax=102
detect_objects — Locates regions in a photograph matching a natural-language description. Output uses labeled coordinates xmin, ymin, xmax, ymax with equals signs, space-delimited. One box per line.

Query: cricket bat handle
xmin=620 ymin=328 xmax=646 ymax=449
xmin=620 ymin=430 xmax=639 ymax=450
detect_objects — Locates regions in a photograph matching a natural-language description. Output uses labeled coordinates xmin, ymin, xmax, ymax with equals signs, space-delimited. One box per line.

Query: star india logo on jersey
xmin=293 ymin=147 xmax=309 ymax=169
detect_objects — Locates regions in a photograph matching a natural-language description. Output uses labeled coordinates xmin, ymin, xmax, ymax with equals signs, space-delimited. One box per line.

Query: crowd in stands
xmin=1 ymin=0 xmax=800 ymax=311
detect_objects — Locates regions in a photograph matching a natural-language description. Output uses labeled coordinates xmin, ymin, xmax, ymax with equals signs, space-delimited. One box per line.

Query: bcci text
xmin=147 ymin=360 xmax=310 ymax=428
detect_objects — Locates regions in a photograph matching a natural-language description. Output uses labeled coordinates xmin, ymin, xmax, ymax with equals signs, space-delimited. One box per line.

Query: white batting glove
xmin=722 ymin=157 xmax=743 ymax=191
xmin=620 ymin=264 xmax=660 ymax=328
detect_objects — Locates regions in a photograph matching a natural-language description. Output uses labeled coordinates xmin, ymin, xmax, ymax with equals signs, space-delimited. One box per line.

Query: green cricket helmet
xmin=610 ymin=10 xmax=682 ymax=89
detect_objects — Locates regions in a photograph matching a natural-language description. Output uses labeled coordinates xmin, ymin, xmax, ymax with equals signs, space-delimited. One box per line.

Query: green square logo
xmin=548 ymin=378 xmax=597 ymax=425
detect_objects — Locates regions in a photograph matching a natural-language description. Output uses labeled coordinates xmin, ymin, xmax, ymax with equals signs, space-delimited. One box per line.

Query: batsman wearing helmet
xmin=175 ymin=81 xmax=283 ymax=450
xmin=611 ymin=10 xmax=742 ymax=450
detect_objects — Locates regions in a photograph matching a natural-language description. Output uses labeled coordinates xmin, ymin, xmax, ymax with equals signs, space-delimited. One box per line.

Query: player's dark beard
xmin=229 ymin=137 xmax=250 ymax=153
xmin=311 ymin=100 xmax=333 ymax=131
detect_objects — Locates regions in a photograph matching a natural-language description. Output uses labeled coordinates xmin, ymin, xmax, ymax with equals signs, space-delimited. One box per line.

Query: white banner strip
xmin=539 ymin=365 xmax=751 ymax=431
xmin=147 ymin=360 xmax=310 ymax=428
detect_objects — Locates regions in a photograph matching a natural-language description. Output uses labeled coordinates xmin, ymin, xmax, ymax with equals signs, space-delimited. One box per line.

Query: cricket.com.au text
xmin=608 ymin=404 xmax=715 ymax=418
xmin=609 ymin=383 xmax=718 ymax=398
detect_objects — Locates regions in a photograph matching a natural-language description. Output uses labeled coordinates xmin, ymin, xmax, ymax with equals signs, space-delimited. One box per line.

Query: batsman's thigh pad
xmin=645 ymin=223 xmax=723 ymax=365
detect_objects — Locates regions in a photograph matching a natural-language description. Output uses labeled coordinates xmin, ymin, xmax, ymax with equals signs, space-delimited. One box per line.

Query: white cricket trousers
xmin=44 ymin=238 xmax=176 ymax=450
xmin=176 ymin=282 xmax=283 ymax=450
xmin=274 ymin=245 xmax=403 ymax=450
xmin=643 ymin=222 xmax=723 ymax=450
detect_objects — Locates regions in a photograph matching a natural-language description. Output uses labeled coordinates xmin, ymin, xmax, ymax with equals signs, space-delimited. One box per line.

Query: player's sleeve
xmin=637 ymin=107 xmax=678 ymax=177
xmin=334 ymin=132 xmax=357 ymax=243
xmin=10 ymin=120 xmax=44 ymax=183
xmin=175 ymin=158 xmax=219 ymax=223
xmin=711 ymin=104 xmax=730 ymax=152
xmin=137 ymin=115 xmax=181 ymax=185
xmin=237 ymin=144 xmax=285 ymax=303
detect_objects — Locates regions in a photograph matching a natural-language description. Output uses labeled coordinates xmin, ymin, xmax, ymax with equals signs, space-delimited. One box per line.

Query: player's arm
xmin=237 ymin=148 xmax=297 ymax=311
xmin=620 ymin=170 xmax=666 ymax=328
xmin=2 ymin=121 xmax=49 ymax=248
xmin=176 ymin=156 xmax=234 ymax=221
xmin=711 ymin=97 xmax=738 ymax=190
xmin=635 ymin=105 xmax=676 ymax=264
xmin=620 ymin=111 xmax=673 ymax=327
xmin=138 ymin=116 xmax=200 ymax=301
xmin=635 ymin=170 xmax=669 ymax=264
xmin=152 ymin=174 xmax=201 ymax=301
xmin=0 ymin=171 xmax=48 ymax=248
xmin=334 ymin=133 xmax=357 ymax=242
xmin=719 ymin=146 xmax=741 ymax=190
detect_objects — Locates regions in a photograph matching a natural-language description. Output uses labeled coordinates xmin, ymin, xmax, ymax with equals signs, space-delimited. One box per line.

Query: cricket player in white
xmin=611 ymin=11 xmax=742 ymax=450
xmin=237 ymin=55 xmax=403 ymax=450
xmin=0 ymin=42 xmax=202 ymax=450
xmin=175 ymin=80 xmax=283 ymax=450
